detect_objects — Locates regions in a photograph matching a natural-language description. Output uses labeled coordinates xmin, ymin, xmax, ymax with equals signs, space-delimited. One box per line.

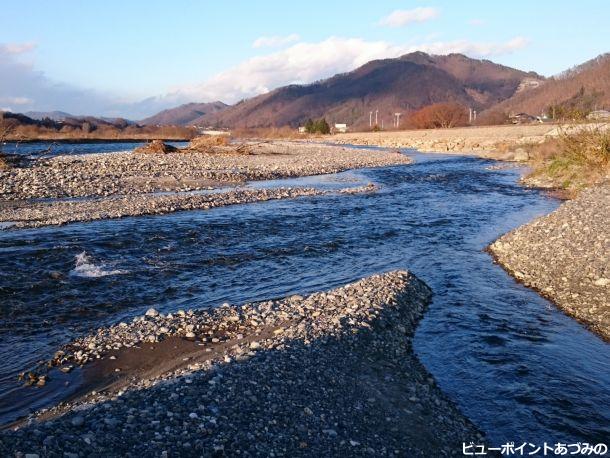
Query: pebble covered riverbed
xmin=0 ymin=271 xmax=485 ymax=456
xmin=489 ymin=182 xmax=610 ymax=340
xmin=0 ymin=142 xmax=411 ymax=200
xmin=0 ymin=185 xmax=375 ymax=229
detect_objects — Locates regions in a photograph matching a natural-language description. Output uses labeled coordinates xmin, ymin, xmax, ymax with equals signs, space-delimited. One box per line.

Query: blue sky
xmin=1 ymin=1 xmax=608 ymax=118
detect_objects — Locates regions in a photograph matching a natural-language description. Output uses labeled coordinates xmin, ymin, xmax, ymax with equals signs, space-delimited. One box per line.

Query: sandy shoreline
xmin=1 ymin=271 xmax=484 ymax=456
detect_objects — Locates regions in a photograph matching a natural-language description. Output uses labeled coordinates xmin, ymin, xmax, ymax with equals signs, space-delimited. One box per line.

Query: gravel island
xmin=0 ymin=142 xmax=410 ymax=200
xmin=1 ymin=271 xmax=483 ymax=456
xmin=0 ymin=185 xmax=376 ymax=229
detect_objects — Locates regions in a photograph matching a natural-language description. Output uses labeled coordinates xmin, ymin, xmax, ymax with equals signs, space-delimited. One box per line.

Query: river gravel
xmin=1 ymin=271 xmax=484 ymax=457
xmin=0 ymin=142 xmax=410 ymax=200
xmin=489 ymin=182 xmax=610 ymax=340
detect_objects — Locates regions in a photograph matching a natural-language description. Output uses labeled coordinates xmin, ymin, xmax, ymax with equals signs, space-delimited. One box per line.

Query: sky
xmin=1 ymin=0 xmax=608 ymax=119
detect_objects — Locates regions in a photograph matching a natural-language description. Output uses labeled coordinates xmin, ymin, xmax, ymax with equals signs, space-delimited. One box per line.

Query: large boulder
xmin=133 ymin=140 xmax=179 ymax=154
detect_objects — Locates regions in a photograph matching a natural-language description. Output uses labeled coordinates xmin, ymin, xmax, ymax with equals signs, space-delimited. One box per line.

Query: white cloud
xmin=3 ymin=96 xmax=33 ymax=105
xmin=179 ymin=37 xmax=405 ymax=103
xmin=378 ymin=7 xmax=440 ymax=28
xmin=0 ymin=42 xmax=171 ymax=119
xmin=174 ymin=36 xmax=530 ymax=104
xmin=252 ymin=34 xmax=300 ymax=48
xmin=0 ymin=42 xmax=36 ymax=55
xmin=468 ymin=19 xmax=485 ymax=26
xmin=0 ymin=43 xmax=115 ymax=116
xmin=406 ymin=36 xmax=529 ymax=57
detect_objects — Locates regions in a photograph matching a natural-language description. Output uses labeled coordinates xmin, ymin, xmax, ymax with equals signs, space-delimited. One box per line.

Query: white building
xmin=334 ymin=123 xmax=348 ymax=133
xmin=587 ymin=110 xmax=610 ymax=120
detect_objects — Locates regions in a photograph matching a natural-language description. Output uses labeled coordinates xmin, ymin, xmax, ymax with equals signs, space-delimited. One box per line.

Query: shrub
xmin=527 ymin=127 xmax=610 ymax=191
xmin=231 ymin=126 xmax=303 ymax=140
xmin=305 ymin=117 xmax=330 ymax=134
xmin=406 ymin=103 xmax=469 ymax=129
xmin=304 ymin=118 xmax=314 ymax=133
xmin=185 ymin=135 xmax=230 ymax=152
xmin=0 ymin=120 xmax=13 ymax=170
xmin=475 ymin=110 xmax=509 ymax=126
xmin=547 ymin=86 xmax=603 ymax=121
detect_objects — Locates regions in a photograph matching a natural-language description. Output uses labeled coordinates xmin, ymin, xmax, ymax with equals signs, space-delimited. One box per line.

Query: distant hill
xmin=22 ymin=111 xmax=136 ymax=127
xmin=489 ymin=53 xmax=610 ymax=117
xmin=0 ymin=111 xmax=195 ymax=140
xmin=140 ymin=101 xmax=229 ymax=126
xmin=176 ymin=52 xmax=542 ymax=129
xmin=25 ymin=111 xmax=73 ymax=121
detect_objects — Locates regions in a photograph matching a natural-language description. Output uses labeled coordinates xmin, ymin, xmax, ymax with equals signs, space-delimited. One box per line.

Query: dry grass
xmin=183 ymin=135 xmax=257 ymax=155
xmin=231 ymin=126 xmax=307 ymax=140
xmin=133 ymin=139 xmax=179 ymax=154
xmin=2 ymin=123 xmax=197 ymax=142
xmin=0 ymin=121 xmax=13 ymax=170
xmin=526 ymin=127 xmax=610 ymax=191
xmin=188 ymin=135 xmax=230 ymax=149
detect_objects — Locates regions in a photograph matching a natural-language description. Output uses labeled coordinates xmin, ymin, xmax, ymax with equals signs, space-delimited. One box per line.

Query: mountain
xmin=489 ymin=53 xmax=610 ymax=116
xmin=140 ymin=101 xmax=229 ymax=126
xmin=25 ymin=111 xmax=73 ymax=121
xmin=181 ymin=52 xmax=542 ymax=129
xmin=2 ymin=111 xmax=135 ymax=131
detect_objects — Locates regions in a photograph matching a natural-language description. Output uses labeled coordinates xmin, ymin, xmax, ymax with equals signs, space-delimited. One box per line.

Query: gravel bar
xmin=0 ymin=142 xmax=411 ymax=200
xmin=1 ymin=271 xmax=483 ymax=456
xmin=489 ymin=183 xmax=610 ymax=340
xmin=0 ymin=184 xmax=376 ymax=229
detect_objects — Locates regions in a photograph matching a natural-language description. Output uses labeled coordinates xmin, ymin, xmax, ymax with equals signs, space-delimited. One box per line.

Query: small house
xmin=334 ymin=123 xmax=348 ymax=133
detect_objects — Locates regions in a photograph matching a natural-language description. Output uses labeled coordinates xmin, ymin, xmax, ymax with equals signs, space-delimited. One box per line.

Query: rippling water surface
xmin=0 ymin=147 xmax=608 ymax=444
xmin=2 ymin=141 xmax=188 ymax=159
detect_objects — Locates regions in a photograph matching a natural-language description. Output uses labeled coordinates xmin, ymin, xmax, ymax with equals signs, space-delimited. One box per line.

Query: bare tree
xmin=406 ymin=103 xmax=469 ymax=129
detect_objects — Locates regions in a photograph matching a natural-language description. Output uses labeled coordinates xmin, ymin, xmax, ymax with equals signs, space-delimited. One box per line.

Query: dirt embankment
xmin=1 ymin=271 xmax=484 ymax=456
xmin=332 ymin=123 xmax=607 ymax=162
xmin=332 ymin=124 xmax=555 ymax=159
xmin=489 ymin=183 xmax=610 ymax=340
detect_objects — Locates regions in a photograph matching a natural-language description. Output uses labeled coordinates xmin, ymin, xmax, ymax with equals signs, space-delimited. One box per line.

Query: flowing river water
xmin=0 ymin=146 xmax=608 ymax=446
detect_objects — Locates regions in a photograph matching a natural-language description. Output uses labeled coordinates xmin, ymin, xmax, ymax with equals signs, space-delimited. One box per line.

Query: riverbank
xmin=331 ymin=124 xmax=559 ymax=160
xmin=0 ymin=142 xmax=410 ymax=200
xmin=489 ymin=182 xmax=610 ymax=341
xmin=1 ymin=271 xmax=484 ymax=456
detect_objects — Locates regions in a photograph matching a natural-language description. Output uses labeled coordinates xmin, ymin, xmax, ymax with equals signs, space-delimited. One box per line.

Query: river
xmin=0 ymin=145 xmax=608 ymax=445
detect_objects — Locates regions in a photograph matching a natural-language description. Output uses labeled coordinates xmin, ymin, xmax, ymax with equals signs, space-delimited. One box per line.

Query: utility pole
xmin=394 ymin=113 xmax=402 ymax=128
xmin=469 ymin=108 xmax=472 ymax=123
xmin=473 ymin=110 xmax=477 ymax=122
xmin=369 ymin=111 xmax=373 ymax=128
xmin=381 ymin=119 xmax=384 ymax=129
xmin=375 ymin=110 xmax=378 ymax=126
